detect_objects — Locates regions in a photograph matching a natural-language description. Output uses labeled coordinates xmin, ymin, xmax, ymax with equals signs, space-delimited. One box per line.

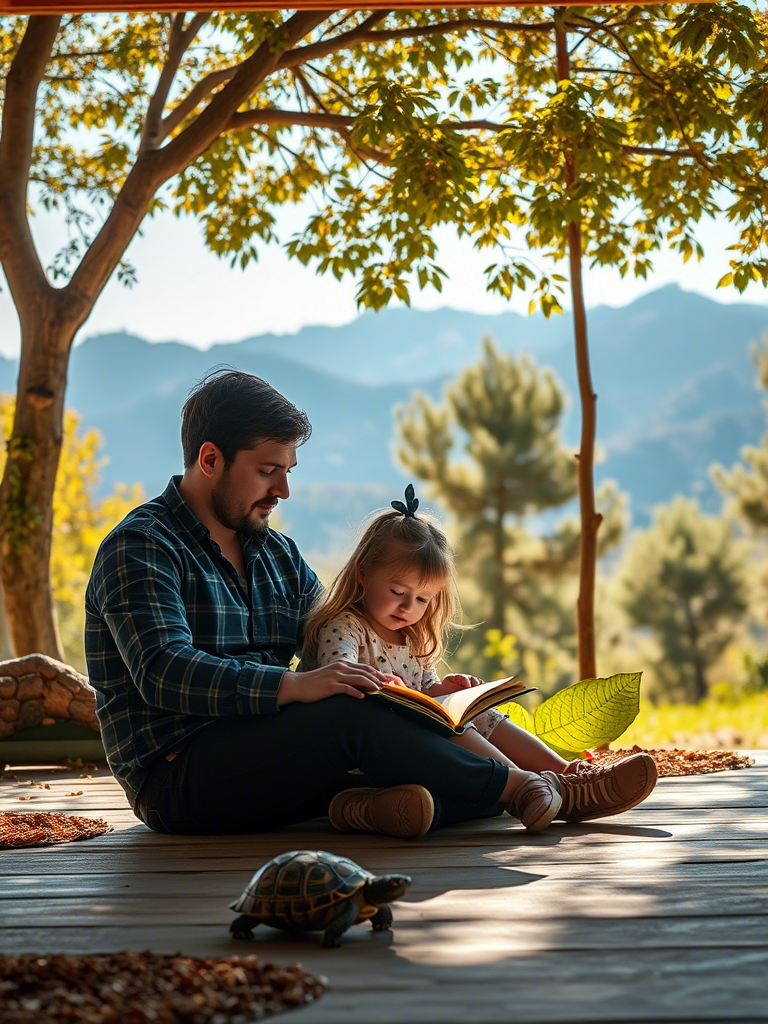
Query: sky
xmin=2 ymin=197 xmax=768 ymax=358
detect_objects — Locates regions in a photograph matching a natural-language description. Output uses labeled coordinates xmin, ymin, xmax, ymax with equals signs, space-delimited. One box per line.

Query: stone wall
xmin=0 ymin=655 xmax=99 ymax=737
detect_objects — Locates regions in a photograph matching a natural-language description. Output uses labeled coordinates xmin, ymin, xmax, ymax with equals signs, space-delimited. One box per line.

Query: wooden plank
xmin=3 ymin=880 xmax=766 ymax=926
xmin=6 ymin=775 xmax=749 ymax=806
xmin=3 ymin=859 xmax=766 ymax=900
xmin=16 ymin=818 xmax=767 ymax=842
xmin=291 ymin=948 xmax=768 ymax=1024
xmin=14 ymin=773 xmax=767 ymax=793
xmin=2 ymin=824 xmax=767 ymax=868
xmin=2 ymin=757 xmax=765 ymax=791
xmin=5 ymin=791 xmax=768 ymax=814
xmin=3 ymin=841 xmax=764 ymax=875
xmin=3 ymin=766 xmax=766 ymax=789
xmin=5 ymin=915 xmax=768 ymax=954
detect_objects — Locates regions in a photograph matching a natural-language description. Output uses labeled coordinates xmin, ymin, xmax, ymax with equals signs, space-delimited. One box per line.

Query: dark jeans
xmin=134 ymin=695 xmax=508 ymax=833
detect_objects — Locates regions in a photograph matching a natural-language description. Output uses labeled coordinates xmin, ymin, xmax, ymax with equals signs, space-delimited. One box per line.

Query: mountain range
xmin=0 ymin=283 xmax=765 ymax=559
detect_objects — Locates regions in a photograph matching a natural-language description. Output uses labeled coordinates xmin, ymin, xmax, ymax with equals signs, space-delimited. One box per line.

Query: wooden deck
xmin=2 ymin=752 xmax=767 ymax=1023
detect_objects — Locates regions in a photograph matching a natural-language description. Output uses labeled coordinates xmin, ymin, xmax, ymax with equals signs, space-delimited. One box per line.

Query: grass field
xmin=614 ymin=692 xmax=768 ymax=750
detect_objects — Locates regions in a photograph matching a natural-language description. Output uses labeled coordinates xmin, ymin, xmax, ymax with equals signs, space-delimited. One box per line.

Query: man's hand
xmin=277 ymin=661 xmax=389 ymax=706
xmin=439 ymin=673 xmax=484 ymax=694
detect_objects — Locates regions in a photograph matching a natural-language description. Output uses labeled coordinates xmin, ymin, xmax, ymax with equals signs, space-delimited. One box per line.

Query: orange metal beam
xmin=0 ymin=1 xmax=690 ymax=13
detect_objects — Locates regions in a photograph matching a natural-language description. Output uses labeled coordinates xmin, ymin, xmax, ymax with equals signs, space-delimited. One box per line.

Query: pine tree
xmin=713 ymin=336 xmax=768 ymax=532
xmin=395 ymin=340 xmax=624 ymax=683
xmin=618 ymin=497 xmax=749 ymax=702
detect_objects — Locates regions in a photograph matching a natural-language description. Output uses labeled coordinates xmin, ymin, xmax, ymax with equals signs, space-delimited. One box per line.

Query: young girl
xmin=300 ymin=491 xmax=576 ymax=832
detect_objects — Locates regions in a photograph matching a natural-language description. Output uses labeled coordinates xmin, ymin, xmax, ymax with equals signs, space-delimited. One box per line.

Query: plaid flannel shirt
xmin=85 ymin=477 xmax=321 ymax=805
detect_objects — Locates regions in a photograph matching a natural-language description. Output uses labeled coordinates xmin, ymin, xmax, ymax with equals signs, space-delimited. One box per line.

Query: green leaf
xmin=498 ymin=701 xmax=534 ymax=734
xmin=532 ymin=673 xmax=643 ymax=753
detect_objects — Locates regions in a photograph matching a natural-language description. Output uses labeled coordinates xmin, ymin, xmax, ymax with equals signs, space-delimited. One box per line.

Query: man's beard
xmin=210 ymin=477 xmax=275 ymax=538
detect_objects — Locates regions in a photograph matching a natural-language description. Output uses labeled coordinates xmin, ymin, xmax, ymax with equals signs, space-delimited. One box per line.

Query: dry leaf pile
xmin=0 ymin=811 xmax=111 ymax=848
xmin=0 ymin=952 xmax=328 ymax=1023
xmin=593 ymin=745 xmax=755 ymax=776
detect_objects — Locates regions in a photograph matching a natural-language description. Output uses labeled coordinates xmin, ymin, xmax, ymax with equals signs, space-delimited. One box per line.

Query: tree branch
xmin=159 ymin=10 xmax=332 ymax=175
xmin=50 ymin=48 xmax=116 ymax=61
xmin=276 ymin=15 xmax=553 ymax=71
xmin=140 ymin=12 xmax=209 ymax=153
xmin=225 ymin=108 xmax=699 ymax=164
xmin=159 ymin=12 xmax=552 ymax=147
xmin=277 ymin=10 xmax=388 ymax=69
xmin=228 ymin=107 xmax=354 ymax=130
xmin=293 ymin=68 xmax=392 ymax=165
xmin=160 ymin=11 xmax=389 ymax=143
xmin=331 ymin=16 xmax=556 ymax=45
xmin=159 ymin=66 xmax=235 ymax=143
xmin=0 ymin=15 xmax=60 ymax=303
xmin=623 ymin=144 xmax=696 ymax=159
xmin=66 ymin=10 xmax=331 ymax=321
xmin=570 ymin=14 xmax=719 ymax=180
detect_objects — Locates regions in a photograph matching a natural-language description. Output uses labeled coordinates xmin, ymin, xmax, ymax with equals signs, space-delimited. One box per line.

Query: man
xmin=86 ymin=370 xmax=656 ymax=838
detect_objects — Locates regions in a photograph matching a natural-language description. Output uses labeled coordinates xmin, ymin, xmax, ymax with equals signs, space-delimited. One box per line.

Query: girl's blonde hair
xmin=303 ymin=507 xmax=459 ymax=666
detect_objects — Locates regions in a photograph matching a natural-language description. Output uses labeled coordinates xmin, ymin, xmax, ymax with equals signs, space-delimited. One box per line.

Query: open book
xmin=370 ymin=676 xmax=535 ymax=737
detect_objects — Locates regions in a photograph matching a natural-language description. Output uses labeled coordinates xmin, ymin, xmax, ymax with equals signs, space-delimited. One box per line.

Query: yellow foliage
xmin=0 ymin=397 xmax=144 ymax=668
xmin=615 ymin=692 xmax=768 ymax=750
xmin=482 ymin=629 xmax=519 ymax=677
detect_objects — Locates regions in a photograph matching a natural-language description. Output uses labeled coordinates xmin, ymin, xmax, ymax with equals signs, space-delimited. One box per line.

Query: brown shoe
xmin=506 ymin=772 xmax=562 ymax=832
xmin=328 ymin=785 xmax=434 ymax=838
xmin=543 ymin=752 xmax=658 ymax=822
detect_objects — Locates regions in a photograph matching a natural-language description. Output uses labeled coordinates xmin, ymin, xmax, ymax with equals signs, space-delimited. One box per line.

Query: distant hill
xmin=0 ymin=284 xmax=765 ymax=557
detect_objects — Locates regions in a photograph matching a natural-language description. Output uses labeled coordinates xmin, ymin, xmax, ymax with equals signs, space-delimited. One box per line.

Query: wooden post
xmin=554 ymin=13 xmax=602 ymax=681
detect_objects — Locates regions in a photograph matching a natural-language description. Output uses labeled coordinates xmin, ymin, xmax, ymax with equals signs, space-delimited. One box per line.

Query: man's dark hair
xmin=181 ymin=368 xmax=312 ymax=468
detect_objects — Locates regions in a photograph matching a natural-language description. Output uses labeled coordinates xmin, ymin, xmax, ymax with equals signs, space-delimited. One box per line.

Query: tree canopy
xmin=3 ymin=5 xmax=766 ymax=311
xmin=1 ymin=4 xmax=767 ymax=661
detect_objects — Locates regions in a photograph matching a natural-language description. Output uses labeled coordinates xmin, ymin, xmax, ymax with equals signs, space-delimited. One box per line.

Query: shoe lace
xmin=565 ymin=759 xmax=603 ymax=776
xmin=557 ymin=767 xmax=617 ymax=815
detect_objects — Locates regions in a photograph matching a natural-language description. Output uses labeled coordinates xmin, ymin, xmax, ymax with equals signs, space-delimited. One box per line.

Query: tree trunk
xmin=0 ymin=297 xmax=76 ymax=659
xmin=683 ymin=599 xmax=708 ymax=701
xmin=691 ymin=659 xmax=708 ymax=703
xmin=492 ymin=498 xmax=507 ymax=635
xmin=0 ymin=585 xmax=14 ymax=661
xmin=555 ymin=16 xmax=601 ymax=682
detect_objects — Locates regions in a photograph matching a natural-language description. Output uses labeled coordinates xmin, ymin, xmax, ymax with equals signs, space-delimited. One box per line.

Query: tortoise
xmin=229 ymin=850 xmax=411 ymax=948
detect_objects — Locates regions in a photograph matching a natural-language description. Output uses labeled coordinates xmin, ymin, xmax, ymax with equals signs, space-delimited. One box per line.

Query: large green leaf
xmin=498 ymin=701 xmax=535 ymax=734
xmin=532 ymin=673 xmax=642 ymax=754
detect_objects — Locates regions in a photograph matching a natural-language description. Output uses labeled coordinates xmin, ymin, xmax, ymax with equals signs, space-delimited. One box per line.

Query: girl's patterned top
xmin=300 ymin=611 xmax=440 ymax=691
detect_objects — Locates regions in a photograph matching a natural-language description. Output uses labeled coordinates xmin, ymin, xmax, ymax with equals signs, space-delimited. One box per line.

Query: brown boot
xmin=329 ymin=785 xmax=434 ymax=838
xmin=543 ymin=752 xmax=658 ymax=822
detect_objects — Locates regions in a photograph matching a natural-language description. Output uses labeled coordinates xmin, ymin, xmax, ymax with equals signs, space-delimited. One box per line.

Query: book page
xmin=376 ymin=682 xmax=453 ymax=726
xmin=436 ymin=676 xmax=526 ymax=727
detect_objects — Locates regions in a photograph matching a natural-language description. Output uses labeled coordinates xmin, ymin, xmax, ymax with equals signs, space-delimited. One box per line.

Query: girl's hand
xmin=440 ymin=674 xmax=483 ymax=693
xmin=382 ymin=675 xmax=410 ymax=689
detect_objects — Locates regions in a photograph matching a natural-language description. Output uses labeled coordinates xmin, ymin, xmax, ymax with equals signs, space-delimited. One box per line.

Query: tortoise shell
xmin=229 ymin=850 xmax=378 ymax=932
